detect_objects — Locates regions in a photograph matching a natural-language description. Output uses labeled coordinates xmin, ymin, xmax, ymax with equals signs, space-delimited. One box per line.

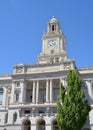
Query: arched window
xmin=52 ymin=25 xmax=55 ymax=31
xmin=37 ymin=119 xmax=45 ymax=130
xmin=51 ymin=24 xmax=56 ymax=31
xmin=52 ymin=119 xmax=59 ymax=130
xmin=23 ymin=119 xmax=31 ymax=130
xmin=0 ymin=88 xmax=4 ymax=104
xmin=13 ymin=112 xmax=17 ymax=122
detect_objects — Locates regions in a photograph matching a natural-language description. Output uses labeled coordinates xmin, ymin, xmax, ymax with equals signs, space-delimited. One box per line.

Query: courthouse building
xmin=0 ymin=17 xmax=93 ymax=130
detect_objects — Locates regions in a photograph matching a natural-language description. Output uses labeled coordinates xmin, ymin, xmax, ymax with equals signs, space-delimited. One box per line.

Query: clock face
xmin=48 ymin=40 xmax=56 ymax=47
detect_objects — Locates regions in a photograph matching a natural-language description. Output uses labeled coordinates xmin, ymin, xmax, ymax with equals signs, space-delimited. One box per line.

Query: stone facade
xmin=0 ymin=17 xmax=93 ymax=130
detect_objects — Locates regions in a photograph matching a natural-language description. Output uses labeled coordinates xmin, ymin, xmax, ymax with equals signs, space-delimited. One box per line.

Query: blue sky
xmin=0 ymin=0 xmax=93 ymax=74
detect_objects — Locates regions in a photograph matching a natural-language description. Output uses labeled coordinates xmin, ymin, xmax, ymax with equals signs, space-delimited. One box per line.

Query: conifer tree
xmin=57 ymin=70 xmax=91 ymax=130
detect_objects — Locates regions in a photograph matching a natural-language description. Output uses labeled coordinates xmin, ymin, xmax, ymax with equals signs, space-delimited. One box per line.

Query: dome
xmin=50 ymin=16 xmax=58 ymax=23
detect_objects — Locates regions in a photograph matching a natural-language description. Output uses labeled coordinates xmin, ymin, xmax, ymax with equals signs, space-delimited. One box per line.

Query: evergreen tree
xmin=57 ymin=70 xmax=91 ymax=130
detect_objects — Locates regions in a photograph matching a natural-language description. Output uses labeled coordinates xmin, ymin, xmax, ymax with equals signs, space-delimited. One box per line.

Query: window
xmin=52 ymin=108 xmax=57 ymax=113
xmin=43 ymin=95 xmax=46 ymax=102
xmin=16 ymin=82 xmax=20 ymax=87
xmin=30 ymin=95 xmax=32 ymax=102
xmin=56 ymin=95 xmax=60 ymax=100
xmin=0 ymin=88 xmax=4 ymax=104
xmin=24 ymin=110 xmax=31 ymax=114
xmin=13 ymin=113 xmax=17 ymax=122
xmin=52 ymin=24 xmax=56 ymax=31
xmin=38 ymin=109 xmax=45 ymax=114
xmin=15 ymin=93 xmax=19 ymax=102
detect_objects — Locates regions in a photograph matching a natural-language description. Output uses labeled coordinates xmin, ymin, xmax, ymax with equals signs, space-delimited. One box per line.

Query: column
xmin=10 ymin=81 xmax=15 ymax=104
xmin=31 ymin=118 xmax=37 ymax=130
xmin=46 ymin=79 xmax=49 ymax=103
xmin=20 ymin=80 xmax=26 ymax=103
xmin=46 ymin=124 xmax=52 ymax=130
xmin=45 ymin=118 xmax=52 ymax=130
xmin=86 ymin=80 xmax=93 ymax=102
xmin=60 ymin=77 xmax=65 ymax=85
xmin=36 ymin=80 xmax=39 ymax=103
xmin=50 ymin=79 xmax=53 ymax=103
xmin=32 ymin=81 xmax=36 ymax=103
xmin=3 ymin=87 xmax=8 ymax=106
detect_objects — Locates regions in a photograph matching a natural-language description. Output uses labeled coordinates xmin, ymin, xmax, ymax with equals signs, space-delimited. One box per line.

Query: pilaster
xmin=46 ymin=79 xmax=49 ymax=103
xmin=20 ymin=80 xmax=26 ymax=103
xmin=32 ymin=81 xmax=36 ymax=103
xmin=2 ymin=87 xmax=8 ymax=107
xmin=10 ymin=81 xmax=15 ymax=104
xmin=50 ymin=79 xmax=53 ymax=103
xmin=36 ymin=80 xmax=39 ymax=103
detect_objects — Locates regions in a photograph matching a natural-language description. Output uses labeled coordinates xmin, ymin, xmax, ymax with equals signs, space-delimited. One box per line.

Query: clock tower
xmin=38 ymin=17 xmax=68 ymax=64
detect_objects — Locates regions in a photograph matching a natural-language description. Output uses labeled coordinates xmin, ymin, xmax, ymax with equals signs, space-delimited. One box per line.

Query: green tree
xmin=57 ymin=70 xmax=91 ymax=130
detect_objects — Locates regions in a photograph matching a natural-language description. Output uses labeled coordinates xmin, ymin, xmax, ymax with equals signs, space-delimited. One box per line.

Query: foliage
xmin=57 ymin=70 xmax=91 ymax=130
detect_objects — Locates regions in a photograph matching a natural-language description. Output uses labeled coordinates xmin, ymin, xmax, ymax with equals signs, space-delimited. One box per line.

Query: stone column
xmin=20 ymin=80 xmax=26 ymax=103
xmin=46 ymin=79 xmax=49 ymax=103
xmin=86 ymin=80 xmax=93 ymax=102
xmin=32 ymin=81 xmax=36 ymax=103
xmin=3 ymin=87 xmax=8 ymax=106
xmin=60 ymin=77 xmax=65 ymax=85
xmin=46 ymin=124 xmax=52 ymax=130
xmin=10 ymin=81 xmax=15 ymax=104
xmin=31 ymin=118 xmax=37 ymax=130
xmin=45 ymin=118 xmax=52 ymax=130
xmin=60 ymin=77 xmax=67 ymax=89
xmin=50 ymin=79 xmax=53 ymax=103
xmin=36 ymin=80 xmax=39 ymax=103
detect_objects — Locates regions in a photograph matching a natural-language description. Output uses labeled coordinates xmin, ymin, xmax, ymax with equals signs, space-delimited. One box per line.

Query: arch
xmin=22 ymin=119 xmax=31 ymax=130
xmin=52 ymin=119 xmax=59 ymax=130
xmin=37 ymin=119 xmax=45 ymax=130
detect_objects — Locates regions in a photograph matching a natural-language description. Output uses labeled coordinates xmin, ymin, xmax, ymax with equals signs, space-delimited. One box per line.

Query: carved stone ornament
xmin=16 ymin=67 xmax=23 ymax=73
xmin=64 ymin=63 xmax=71 ymax=69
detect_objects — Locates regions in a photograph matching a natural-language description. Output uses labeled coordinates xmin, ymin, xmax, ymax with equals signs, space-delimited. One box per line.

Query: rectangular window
xmin=38 ymin=109 xmax=45 ymax=114
xmin=52 ymin=108 xmax=57 ymax=113
xmin=56 ymin=95 xmax=60 ymax=100
xmin=43 ymin=95 xmax=46 ymax=102
xmin=24 ymin=110 xmax=31 ymax=114
xmin=0 ymin=88 xmax=4 ymax=104
xmin=30 ymin=95 xmax=32 ymax=102
xmin=16 ymin=82 xmax=20 ymax=87
xmin=16 ymin=93 xmax=19 ymax=102
xmin=0 ymin=95 xmax=3 ymax=103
